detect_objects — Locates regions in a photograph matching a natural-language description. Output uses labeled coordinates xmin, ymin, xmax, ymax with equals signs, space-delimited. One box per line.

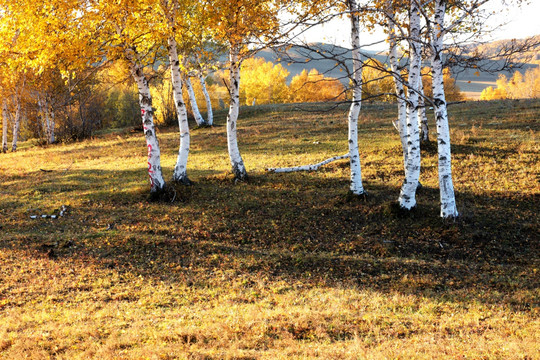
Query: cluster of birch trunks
xmin=134 ymin=0 xmax=459 ymax=219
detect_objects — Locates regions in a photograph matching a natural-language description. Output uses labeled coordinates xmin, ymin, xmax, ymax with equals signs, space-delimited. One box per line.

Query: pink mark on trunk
xmin=141 ymin=109 xmax=146 ymax=116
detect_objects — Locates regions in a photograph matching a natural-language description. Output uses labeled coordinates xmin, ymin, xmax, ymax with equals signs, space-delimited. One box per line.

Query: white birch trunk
xmin=40 ymin=94 xmax=55 ymax=144
xmin=268 ymin=154 xmax=349 ymax=173
xmin=386 ymin=8 xmax=408 ymax=168
xmin=11 ymin=97 xmax=21 ymax=152
xmin=418 ymin=79 xmax=429 ymax=142
xmin=37 ymin=96 xmax=47 ymax=141
xmin=227 ymin=46 xmax=248 ymax=181
xmin=184 ymin=75 xmax=207 ymax=126
xmin=347 ymin=0 xmax=366 ymax=195
xmin=48 ymin=104 xmax=56 ymax=144
xmin=398 ymin=0 xmax=422 ymax=210
xmin=431 ymin=0 xmax=458 ymax=218
xmin=126 ymin=49 xmax=166 ymax=193
xmin=168 ymin=37 xmax=191 ymax=185
xmin=2 ymin=101 xmax=7 ymax=153
xmin=198 ymin=72 xmax=213 ymax=126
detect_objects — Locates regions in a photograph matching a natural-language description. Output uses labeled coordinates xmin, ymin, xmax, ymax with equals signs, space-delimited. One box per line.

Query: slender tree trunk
xmin=37 ymin=95 xmax=46 ymax=141
xmin=431 ymin=0 xmax=458 ymax=218
xmin=184 ymin=75 xmax=207 ymax=126
xmin=347 ymin=0 xmax=366 ymax=195
xmin=42 ymin=95 xmax=55 ymax=144
xmin=2 ymin=101 xmax=8 ymax=153
xmin=126 ymin=48 xmax=166 ymax=194
xmin=418 ymin=79 xmax=429 ymax=142
xmin=11 ymin=97 xmax=21 ymax=152
xmin=398 ymin=0 xmax=422 ymax=210
xmin=48 ymin=103 xmax=56 ymax=144
xmin=168 ymin=37 xmax=192 ymax=185
xmin=268 ymin=154 xmax=349 ymax=173
xmin=198 ymin=72 xmax=213 ymax=126
xmin=386 ymin=7 xmax=408 ymax=168
xmin=227 ymin=46 xmax=248 ymax=181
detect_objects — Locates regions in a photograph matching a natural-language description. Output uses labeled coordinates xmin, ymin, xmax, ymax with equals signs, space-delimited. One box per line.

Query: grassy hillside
xmin=0 ymin=100 xmax=538 ymax=359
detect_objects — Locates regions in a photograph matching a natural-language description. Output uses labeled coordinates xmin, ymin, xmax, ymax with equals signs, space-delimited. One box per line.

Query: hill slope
xmin=253 ymin=40 xmax=539 ymax=99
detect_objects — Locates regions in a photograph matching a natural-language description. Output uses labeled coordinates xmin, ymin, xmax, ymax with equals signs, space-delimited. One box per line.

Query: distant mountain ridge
xmin=252 ymin=38 xmax=539 ymax=99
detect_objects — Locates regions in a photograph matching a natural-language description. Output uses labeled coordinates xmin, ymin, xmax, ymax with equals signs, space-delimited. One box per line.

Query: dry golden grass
xmin=0 ymin=100 xmax=538 ymax=359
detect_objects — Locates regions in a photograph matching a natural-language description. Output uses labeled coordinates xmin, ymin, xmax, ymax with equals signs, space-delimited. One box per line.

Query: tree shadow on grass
xmin=0 ymin=168 xmax=538 ymax=313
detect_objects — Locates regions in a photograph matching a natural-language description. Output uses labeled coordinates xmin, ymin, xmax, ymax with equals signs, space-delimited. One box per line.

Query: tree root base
xmin=384 ymin=202 xmax=418 ymax=218
xmin=172 ymin=176 xmax=193 ymax=186
xmin=149 ymin=184 xmax=178 ymax=203
xmin=345 ymin=190 xmax=369 ymax=202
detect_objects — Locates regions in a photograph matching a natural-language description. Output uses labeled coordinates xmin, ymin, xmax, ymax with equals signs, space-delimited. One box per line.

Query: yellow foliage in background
xmin=480 ymin=67 xmax=540 ymax=100
xmin=361 ymin=59 xmax=395 ymax=102
xmin=240 ymin=57 xmax=290 ymax=105
xmin=213 ymin=58 xmax=345 ymax=107
xmin=422 ymin=67 xmax=465 ymax=102
xmin=289 ymin=69 xmax=346 ymax=103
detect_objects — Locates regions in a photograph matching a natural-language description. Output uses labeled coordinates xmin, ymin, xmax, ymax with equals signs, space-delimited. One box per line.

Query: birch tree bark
xmin=268 ymin=154 xmax=350 ymax=173
xmin=398 ymin=0 xmax=422 ymax=210
xmin=198 ymin=72 xmax=213 ymax=126
xmin=168 ymin=37 xmax=192 ymax=185
xmin=184 ymin=74 xmax=207 ymax=126
xmin=2 ymin=100 xmax=7 ymax=153
xmin=347 ymin=0 xmax=366 ymax=195
xmin=47 ymin=99 xmax=56 ymax=144
xmin=418 ymin=78 xmax=429 ymax=142
xmin=226 ymin=45 xmax=248 ymax=181
xmin=126 ymin=48 xmax=166 ymax=194
xmin=431 ymin=0 xmax=458 ymax=218
xmin=386 ymin=5 xmax=408 ymax=168
xmin=11 ymin=96 xmax=21 ymax=151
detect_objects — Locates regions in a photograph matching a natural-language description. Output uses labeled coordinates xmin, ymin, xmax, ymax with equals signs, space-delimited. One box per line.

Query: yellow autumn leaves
xmin=480 ymin=67 xmax=540 ymax=100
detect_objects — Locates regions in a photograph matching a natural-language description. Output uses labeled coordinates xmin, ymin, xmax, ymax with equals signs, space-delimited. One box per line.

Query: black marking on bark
xmin=434 ymin=98 xmax=445 ymax=107
xmin=141 ymin=95 xmax=152 ymax=107
xmin=232 ymin=162 xmax=248 ymax=182
xmin=172 ymin=172 xmax=192 ymax=186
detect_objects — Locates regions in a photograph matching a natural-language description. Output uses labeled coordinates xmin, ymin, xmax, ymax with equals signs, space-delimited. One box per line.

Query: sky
xmin=299 ymin=1 xmax=540 ymax=51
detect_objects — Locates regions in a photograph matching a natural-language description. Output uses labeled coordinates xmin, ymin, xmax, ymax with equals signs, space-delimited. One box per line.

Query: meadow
xmin=0 ymin=99 xmax=538 ymax=359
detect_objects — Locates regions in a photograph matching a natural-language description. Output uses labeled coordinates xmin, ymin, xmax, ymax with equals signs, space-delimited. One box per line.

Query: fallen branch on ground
xmin=267 ymin=154 xmax=350 ymax=173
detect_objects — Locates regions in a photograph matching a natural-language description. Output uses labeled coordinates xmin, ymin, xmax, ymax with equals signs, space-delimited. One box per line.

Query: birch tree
xmin=1 ymin=100 xmax=7 ymax=153
xmin=158 ymin=0 xmax=197 ymax=185
xmin=209 ymin=0 xmax=286 ymax=181
xmin=427 ymin=0 xmax=458 ymax=217
xmin=91 ymin=0 xmax=167 ymax=194
xmin=346 ymin=0 xmax=366 ymax=196
xmin=397 ymin=0 xmax=423 ymax=211
xmin=10 ymin=93 xmax=22 ymax=151
xmin=183 ymin=74 xmax=207 ymax=126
